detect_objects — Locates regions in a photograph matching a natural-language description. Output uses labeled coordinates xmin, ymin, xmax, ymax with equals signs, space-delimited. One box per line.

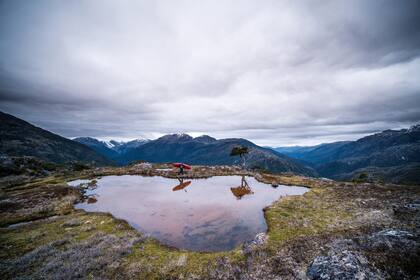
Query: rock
xmin=87 ymin=196 xmax=97 ymax=204
xmin=406 ymin=203 xmax=420 ymax=209
xmin=135 ymin=162 xmax=152 ymax=170
xmin=357 ymin=229 xmax=416 ymax=252
xmin=307 ymin=249 xmax=381 ymax=280
xmin=307 ymin=229 xmax=419 ymax=280
xmin=375 ymin=229 xmax=413 ymax=238
xmin=243 ymin=232 xmax=268 ymax=254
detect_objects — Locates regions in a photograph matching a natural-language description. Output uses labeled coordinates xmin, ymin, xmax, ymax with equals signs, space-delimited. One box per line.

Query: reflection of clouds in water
xmin=183 ymin=217 xmax=252 ymax=251
xmin=73 ymin=175 xmax=308 ymax=251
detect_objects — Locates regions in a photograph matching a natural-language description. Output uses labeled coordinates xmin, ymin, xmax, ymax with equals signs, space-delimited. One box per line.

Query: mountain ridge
xmin=0 ymin=111 xmax=113 ymax=166
xmin=75 ymin=134 xmax=316 ymax=176
xmin=272 ymin=125 xmax=420 ymax=184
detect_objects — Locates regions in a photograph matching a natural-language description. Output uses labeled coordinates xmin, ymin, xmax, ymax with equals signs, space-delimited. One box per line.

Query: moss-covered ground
xmin=1 ymin=164 xmax=419 ymax=279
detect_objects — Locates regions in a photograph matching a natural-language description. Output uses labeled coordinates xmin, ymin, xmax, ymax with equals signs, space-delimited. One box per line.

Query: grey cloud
xmin=0 ymin=0 xmax=419 ymax=146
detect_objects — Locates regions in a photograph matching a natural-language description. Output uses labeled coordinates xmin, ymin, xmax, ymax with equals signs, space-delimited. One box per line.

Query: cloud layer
xmin=1 ymin=0 xmax=420 ymax=146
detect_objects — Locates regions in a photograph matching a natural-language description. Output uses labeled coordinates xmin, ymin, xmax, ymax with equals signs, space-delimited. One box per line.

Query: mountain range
xmin=2 ymin=110 xmax=419 ymax=184
xmin=273 ymin=125 xmax=420 ymax=184
xmin=0 ymin=111 xmax=315 ymax=176
xmin=74 ymin=134 xmax=316 ymax=176
xmin=73 ymin=137 xmax=149 ymax=161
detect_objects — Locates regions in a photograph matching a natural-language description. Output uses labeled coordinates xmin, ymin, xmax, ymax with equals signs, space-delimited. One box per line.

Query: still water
xmin=68 ymin=175 xmax=308 ymax=252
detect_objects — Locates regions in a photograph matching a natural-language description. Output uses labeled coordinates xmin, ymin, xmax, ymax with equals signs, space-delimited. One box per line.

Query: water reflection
xmin=87 ymin=196 xmax=98 ymax=204
xmin=69 ymin=175 xmax=308 ymax=252
xmin=172 ymin=178 xmax=192 ymax=192
xmin=230 ymin=176 xmax=254 ymax=199
xmin=75 ymin=180 xmax=99 ymax=204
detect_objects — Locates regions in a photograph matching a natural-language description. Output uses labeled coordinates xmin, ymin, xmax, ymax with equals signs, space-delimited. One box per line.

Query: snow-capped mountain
xmin=73 ymin=137 xmax=150 ymax=160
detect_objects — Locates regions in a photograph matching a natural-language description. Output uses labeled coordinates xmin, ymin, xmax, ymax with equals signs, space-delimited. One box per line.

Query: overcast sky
xmin=1 ymin=0 xmax=420 ymax=146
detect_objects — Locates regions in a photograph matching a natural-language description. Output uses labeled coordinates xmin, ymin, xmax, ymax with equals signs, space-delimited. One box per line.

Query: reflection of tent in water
xmin=230 ymin=176 xmax=254 ymax=199
xmin=172 ymin=179 xmax=192 ymax=191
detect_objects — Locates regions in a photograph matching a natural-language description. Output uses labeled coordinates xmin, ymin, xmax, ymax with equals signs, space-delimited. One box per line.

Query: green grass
xmin=264 ymin=187 xmax=354 ymax=251
xmin=122 ymin=239 xmax=245 ymax=279
xmin=1 ymin=169 xmax=384 ymax=279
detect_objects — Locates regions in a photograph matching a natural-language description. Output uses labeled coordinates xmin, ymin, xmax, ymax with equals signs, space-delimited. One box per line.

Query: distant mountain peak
xmin=127 ymin=138 xmax=150 ymax=143
xmin=407 ymin=124 xmax=420 ymax=133
xmin=103 ymin=140 xmax=115 ymax=148
xmin=74 ymin=137 xmax=150 ymax=157
xmin=74 ymin=137 xmax=116 ymax=147
xmin=123 ymin=138 xmax=150 ymax=148
xmin=176 ymin=133 xmax=192 ymax=138
xmin=194 ymin=135 xmax=217 ymax=143
xmin=109 ymin=140 xmax=123 ymax=146
xmin=158 ymin=133 xmax=193 ymax=141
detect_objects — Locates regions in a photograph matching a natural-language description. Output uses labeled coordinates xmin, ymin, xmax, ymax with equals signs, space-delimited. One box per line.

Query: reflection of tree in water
xmin=172 ymin=178 xmax=192 ymax=192
xmin=230 ymin=176 xmax=254 ymax=199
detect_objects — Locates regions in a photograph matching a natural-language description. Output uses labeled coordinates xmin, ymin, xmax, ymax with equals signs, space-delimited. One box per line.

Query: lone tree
xmin=230 ymin=146 xmax=249 ymax=168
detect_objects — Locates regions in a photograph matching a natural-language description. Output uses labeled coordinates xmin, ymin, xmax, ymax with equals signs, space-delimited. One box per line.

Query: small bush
xmin=72 ymin=162 xmax=90 ymax=171
xmin=353 ymin=172 xmax=369 ymax=183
